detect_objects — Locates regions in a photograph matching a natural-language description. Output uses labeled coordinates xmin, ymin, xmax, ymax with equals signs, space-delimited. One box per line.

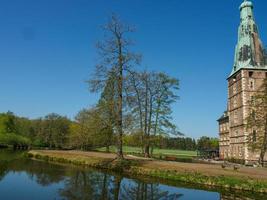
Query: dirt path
xmin=141 ymin=160 xmax=267 ymax=180
xmin=31 ymin=150 xmax=267 ymax=180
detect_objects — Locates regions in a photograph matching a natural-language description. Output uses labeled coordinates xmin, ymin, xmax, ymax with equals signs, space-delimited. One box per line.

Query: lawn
xmin=95 ymin=146 xmax=197 ymax=157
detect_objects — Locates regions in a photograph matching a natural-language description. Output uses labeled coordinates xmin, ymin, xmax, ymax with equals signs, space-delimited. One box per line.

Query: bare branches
xmin=125 ymin=70 xmax=180 ymax=157
xmin=88 ymin=14 xmax=180 ymax=158
xmin=88 ymin=14 xmax=140 ymax=159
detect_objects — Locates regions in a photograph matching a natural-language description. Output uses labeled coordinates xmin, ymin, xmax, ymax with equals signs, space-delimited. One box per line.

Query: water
xmin=0 ymin=149 xmax=265 ymax=200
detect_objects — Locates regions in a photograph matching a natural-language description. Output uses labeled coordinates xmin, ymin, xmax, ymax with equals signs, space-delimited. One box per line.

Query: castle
xmin=218 ymin=0 xmax=267 ymax=164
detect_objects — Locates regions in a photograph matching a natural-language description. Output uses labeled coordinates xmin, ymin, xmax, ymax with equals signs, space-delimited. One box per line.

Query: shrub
xmin=226 ymin=158 xmax=245 ymax=165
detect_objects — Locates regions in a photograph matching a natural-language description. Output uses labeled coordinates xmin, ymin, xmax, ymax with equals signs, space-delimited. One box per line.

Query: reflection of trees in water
xmin=0 ymin=149 xmax=25 ymax=161
xmin=60 ymin=171 xmax=97 ymax=199
xmin=120 ymin=180 xmax=183 ymax=200
xmin=8 ymin=159 xmax=66 ymax=186
xmin=0 ymin=149 xmax=66 ymax=186
xmin=60 ymin=171 xmax=184 ymax=200
xmin=26 ymin=160 xmax=66 ymax=186
xmin=59 ymin=170 xmax=116 ymax=200
xmin=0 ymin=149 xmax=26 ymax=181
xmin=0 ymin=161 xmax=8 ymax=181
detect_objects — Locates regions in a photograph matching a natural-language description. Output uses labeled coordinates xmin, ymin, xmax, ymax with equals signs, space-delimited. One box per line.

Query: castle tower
xmin=219 ymin=0 xmax=267 ymax=163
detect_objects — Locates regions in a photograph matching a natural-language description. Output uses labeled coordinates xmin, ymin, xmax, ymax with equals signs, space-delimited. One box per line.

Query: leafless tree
xmin=88 ymin=14 xmax=140 ymax=159
xmin=126 ymin=71 xmax=179 ymax=157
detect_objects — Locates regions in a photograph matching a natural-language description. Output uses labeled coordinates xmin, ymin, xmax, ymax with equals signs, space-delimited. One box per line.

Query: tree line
xmin=0 ymin=112 xmax=70 ymax=148
xmin=0 ymin=111 xmax=219 ymax=152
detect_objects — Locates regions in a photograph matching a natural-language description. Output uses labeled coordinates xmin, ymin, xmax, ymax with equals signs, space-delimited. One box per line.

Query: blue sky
xmin=0 ymin=0 xmax=266 ymax=139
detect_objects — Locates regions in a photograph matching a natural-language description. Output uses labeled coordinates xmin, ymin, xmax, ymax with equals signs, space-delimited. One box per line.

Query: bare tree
xmin=126 ymin=71 xmax=179 ymax=157
xmin=246 ymin=78 xmax=267 ymax=166
xmin=88 ymin=14 xmax=140 ymax=159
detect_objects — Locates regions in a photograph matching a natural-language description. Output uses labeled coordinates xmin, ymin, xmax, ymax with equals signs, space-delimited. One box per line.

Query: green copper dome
xmin=230 ymin=0 xmax=267 ymax=77
xmin=239 ymin=1 xmax=253 ymax=10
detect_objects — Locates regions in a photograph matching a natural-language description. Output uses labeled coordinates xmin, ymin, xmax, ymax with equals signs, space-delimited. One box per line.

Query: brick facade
xmin=219 ymin=70 xmax=267 ymax=163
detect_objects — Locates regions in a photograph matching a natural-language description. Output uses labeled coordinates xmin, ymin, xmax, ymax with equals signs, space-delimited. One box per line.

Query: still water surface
xmin=0 ymin=149 xmax=265 ymax=200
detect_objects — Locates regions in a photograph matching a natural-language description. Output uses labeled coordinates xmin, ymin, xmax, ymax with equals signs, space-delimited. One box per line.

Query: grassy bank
xmin=28 ymin=150 xmax=267 ymax=194
xmin=95 ymin=146 xmax=197 ymax=157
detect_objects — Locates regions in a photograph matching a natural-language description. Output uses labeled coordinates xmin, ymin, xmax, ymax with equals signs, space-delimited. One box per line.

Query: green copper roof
xmin=230 ymin=0 xmax=267 ymax=77
xmin=240 ymin=0 xmax=253 ymax=10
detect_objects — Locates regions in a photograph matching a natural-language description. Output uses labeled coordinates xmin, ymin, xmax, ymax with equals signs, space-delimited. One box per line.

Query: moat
xmin=0 ymin=149 xmax=265 ymax=200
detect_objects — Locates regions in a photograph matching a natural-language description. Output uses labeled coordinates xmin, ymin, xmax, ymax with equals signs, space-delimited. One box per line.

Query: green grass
xmin=95 ymin=146 xmax=197 ymax=157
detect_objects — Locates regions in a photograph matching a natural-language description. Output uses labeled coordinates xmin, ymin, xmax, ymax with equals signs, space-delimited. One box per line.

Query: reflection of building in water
xmin=218 ymin=0 xmax=267 ymax=164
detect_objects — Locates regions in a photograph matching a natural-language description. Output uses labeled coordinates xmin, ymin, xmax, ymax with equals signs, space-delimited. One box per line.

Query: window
xmin=249 ymin=71 xmax=253 ymax=77
xmin=253 ymin=130 xmax=257 ymax=142
xmin=249 ymin=79 xmax=254 ymax=90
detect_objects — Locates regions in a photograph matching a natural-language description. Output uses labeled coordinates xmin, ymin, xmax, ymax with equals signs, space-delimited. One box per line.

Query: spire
xmin=230 ymin=1 xmax=267 ymax=76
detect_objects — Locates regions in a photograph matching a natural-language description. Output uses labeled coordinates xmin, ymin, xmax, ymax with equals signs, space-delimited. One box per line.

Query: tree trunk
xmin=145 ymin=92 xmax=153 ymax=158
xmin=144 ymin=144 xmax=150 ymax=158
xmin=151 ymin=100 xmax=161 ymax=157
xmin=116 ymin=37 xmax=124 ymax=160
xmin=132 ymin=73 xmax=144 ymax=156
xmin=143 ymin=73 xmax=149 ymax=157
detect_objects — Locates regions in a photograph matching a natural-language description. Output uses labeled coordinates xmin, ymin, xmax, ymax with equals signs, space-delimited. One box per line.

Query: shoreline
xmin=28 ymin=150 xmax=267 ymax=194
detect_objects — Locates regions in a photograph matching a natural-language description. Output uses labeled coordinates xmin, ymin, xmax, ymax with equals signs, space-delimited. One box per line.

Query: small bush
xmin=226 ymin=158 xmax=245 ymax=165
